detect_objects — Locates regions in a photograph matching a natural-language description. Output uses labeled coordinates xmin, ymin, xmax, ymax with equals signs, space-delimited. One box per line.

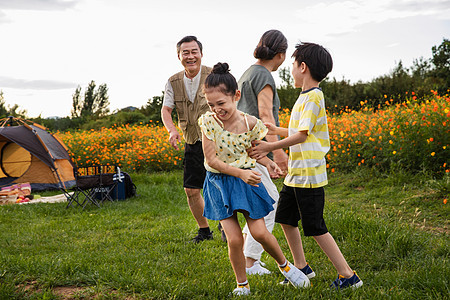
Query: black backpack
xmin=123 ymin=172 xmax=137 ymax=198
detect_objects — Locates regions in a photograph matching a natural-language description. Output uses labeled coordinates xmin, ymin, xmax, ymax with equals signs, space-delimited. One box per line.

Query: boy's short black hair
xmin=292 ymin=42 xmax=333 ymax=82
xmin=177 ymin=36 xmax=203 ymax=55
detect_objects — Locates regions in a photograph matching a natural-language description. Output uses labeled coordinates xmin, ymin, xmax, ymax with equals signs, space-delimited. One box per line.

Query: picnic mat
xmin=0 ymin=193 xmax=71 ymax=205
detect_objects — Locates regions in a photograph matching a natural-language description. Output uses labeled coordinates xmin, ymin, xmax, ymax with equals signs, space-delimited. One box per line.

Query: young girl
xmin=198 ymin=63 xmax=310 ymax=296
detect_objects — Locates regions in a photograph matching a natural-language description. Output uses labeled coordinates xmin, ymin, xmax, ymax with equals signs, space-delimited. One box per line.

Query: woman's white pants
xmin=242 ymin=163 xmax=279 ymax=260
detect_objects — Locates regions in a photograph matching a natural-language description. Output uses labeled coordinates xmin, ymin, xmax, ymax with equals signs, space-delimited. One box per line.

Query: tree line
xmin=278 ymin=38 xmax=449 ymax=112
xmin=0 ymin=38 xmax=448 ymax=131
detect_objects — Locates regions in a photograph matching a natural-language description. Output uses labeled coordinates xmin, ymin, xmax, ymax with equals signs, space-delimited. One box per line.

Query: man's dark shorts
xmin=275 ymin=184 xmax=328 ymax=236
xmin=183 ymin=141 xmax=206 ymax=189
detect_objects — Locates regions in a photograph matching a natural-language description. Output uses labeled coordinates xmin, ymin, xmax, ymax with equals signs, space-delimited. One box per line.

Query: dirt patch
xmin=413 ymin=222 xmax=449 ymax=234
xmin=17 ymin=282 xmax=138 ymax=299
xmin=18 ymin=282 xmax=95 ymax=299
xmin=52 ymin=286 xmax=87 ymax=298
xmin=20 ymin=280 xmax=38 ymax=292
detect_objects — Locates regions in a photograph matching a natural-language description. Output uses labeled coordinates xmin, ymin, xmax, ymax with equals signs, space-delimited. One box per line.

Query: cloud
xmin=296 ymin=0 xmax=450 ymax=38
xmin=0 ymin=0 xmax=78 ymax=25
xmin=0 ymin=12 xmax=7 ymax=23
xmin=389 ymin=0 xmax=450 ymax=18
xmin=0 ymin=76 xmax=77 ymax=90
xmin=386 ymin=42 xmax=400 ymax=48
xmin=0 ymin=0 xmax=77 ymax=11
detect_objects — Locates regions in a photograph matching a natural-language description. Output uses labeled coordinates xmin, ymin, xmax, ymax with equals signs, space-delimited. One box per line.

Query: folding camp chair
xmin=62 ymin=165 xmax=119 ymax=209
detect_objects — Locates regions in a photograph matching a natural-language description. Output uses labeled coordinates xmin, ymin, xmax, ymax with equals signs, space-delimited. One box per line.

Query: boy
xmin=249 ymin=42 xmax=363 ymax=289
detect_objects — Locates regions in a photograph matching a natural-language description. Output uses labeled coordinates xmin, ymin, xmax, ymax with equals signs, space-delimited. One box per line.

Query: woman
xmin=237 ymin=29 xmax=290 ymax=275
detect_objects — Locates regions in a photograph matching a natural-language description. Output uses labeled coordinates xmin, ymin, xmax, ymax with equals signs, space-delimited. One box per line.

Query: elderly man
xmin=161 ymin=36 xmax=214 ymax=243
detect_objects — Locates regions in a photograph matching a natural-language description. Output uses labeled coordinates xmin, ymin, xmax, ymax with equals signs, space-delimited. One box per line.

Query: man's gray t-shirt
xmin=237 ymin=64 xmax=280 ymax=127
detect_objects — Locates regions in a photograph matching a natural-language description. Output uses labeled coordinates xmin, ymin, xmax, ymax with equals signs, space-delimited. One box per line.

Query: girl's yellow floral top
xmin=198 ymin=111 xmax=268 ymax=173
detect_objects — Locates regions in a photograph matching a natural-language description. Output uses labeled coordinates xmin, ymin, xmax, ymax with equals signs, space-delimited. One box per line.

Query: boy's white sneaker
xmin=279 ymin=262 xmax=310 ymax=288
xmin=246 ymin=260 xmax=271 ymax=275
xmin=232 ymin=284 xmax=251 ymax=296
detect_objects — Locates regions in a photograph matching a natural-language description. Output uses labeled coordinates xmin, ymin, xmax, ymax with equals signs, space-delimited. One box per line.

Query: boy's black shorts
xmin=275 ymin=184 xmax=328 ymax=236
xmin=183 ymin=141 xmax=206 ymax=189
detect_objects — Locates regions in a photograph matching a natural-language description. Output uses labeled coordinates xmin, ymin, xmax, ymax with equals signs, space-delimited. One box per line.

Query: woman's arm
xmin=257 ymin=85 xmax=289 ymax=173
xmin=256 ymin=156 xmax=283 ymax=179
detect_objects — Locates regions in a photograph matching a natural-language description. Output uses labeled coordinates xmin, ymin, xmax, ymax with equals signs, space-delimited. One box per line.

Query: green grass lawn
xmin=0 ymin=171 xmax=448 ymax=299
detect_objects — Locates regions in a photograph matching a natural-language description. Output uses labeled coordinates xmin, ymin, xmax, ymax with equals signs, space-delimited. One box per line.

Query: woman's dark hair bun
xmin=253 ymin=29 xmax=287 ymax=60
xmin=254 ymin=46 xmax=276 ymax=60
xmin=212 ymin=62 xmax=230 ymax=74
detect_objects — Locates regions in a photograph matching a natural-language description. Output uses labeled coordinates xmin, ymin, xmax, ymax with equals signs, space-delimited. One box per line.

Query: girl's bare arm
xmin=202 ymin=133 xmax=262 ymax=186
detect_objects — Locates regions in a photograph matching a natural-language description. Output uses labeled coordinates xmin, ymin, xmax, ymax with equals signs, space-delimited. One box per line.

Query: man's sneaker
xmin=191 ymin=229 xmax=213 ymax=243
xmin=278 ymin=261 xmax=310 ymax=288
xmin=246 ymin=260 xmax=271 ymax=275
xmin=330 ymin=271 xmax=363 ymax=290
xmin=280 ymin=263 xmax=315 ymax=285
xmin=232 ymin=283 xmax=250 ymax=296
xmin=218 ymin=222 xmax=227 ymax=243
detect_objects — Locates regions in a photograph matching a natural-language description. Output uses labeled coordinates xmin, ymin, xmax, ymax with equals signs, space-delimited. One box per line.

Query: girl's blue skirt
xmin=203 ymin=171 xmax=275 ymax=221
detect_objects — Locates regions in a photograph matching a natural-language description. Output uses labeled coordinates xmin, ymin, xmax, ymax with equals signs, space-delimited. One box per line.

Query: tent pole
xmin=50 ymin=163 xmax=67 ymax=189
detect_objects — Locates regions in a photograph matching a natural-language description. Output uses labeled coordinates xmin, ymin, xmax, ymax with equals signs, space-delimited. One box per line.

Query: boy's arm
xmin=265 ymin=123 xmax=289 ymax=137
xmin=249 ymin=130 xmax=308 ymax=160
xmin=202 ymin=133 xmax=262 ymax=186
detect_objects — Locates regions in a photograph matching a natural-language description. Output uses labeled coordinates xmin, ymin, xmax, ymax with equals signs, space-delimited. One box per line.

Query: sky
xmin=0 ymin=0 xmax=449 ymax=118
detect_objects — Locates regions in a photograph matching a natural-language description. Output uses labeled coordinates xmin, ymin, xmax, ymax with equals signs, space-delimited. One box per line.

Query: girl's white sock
xmin=237 ymin=280 xmax=249 ymax=286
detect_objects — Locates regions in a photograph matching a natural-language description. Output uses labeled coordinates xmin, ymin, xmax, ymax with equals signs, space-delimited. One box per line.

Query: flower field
xmin=58 ymin=121 xmax=184 ymax=172
xmin=326 ymin=91 xmax=449 ymax=176
xmin=58 ymin=91 xmax=449 ymax=177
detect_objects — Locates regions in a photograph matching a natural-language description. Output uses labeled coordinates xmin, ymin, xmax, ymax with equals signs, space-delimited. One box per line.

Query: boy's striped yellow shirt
xmin=284 ymin=87 xmax=330 ymax=188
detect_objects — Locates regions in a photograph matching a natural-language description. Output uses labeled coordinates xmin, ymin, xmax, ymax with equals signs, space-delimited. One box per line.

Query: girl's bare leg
xmin=220 ymin=214 xmax=247 ymax=283
xmin=245 ymin=216 xmax=286 ymax=265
